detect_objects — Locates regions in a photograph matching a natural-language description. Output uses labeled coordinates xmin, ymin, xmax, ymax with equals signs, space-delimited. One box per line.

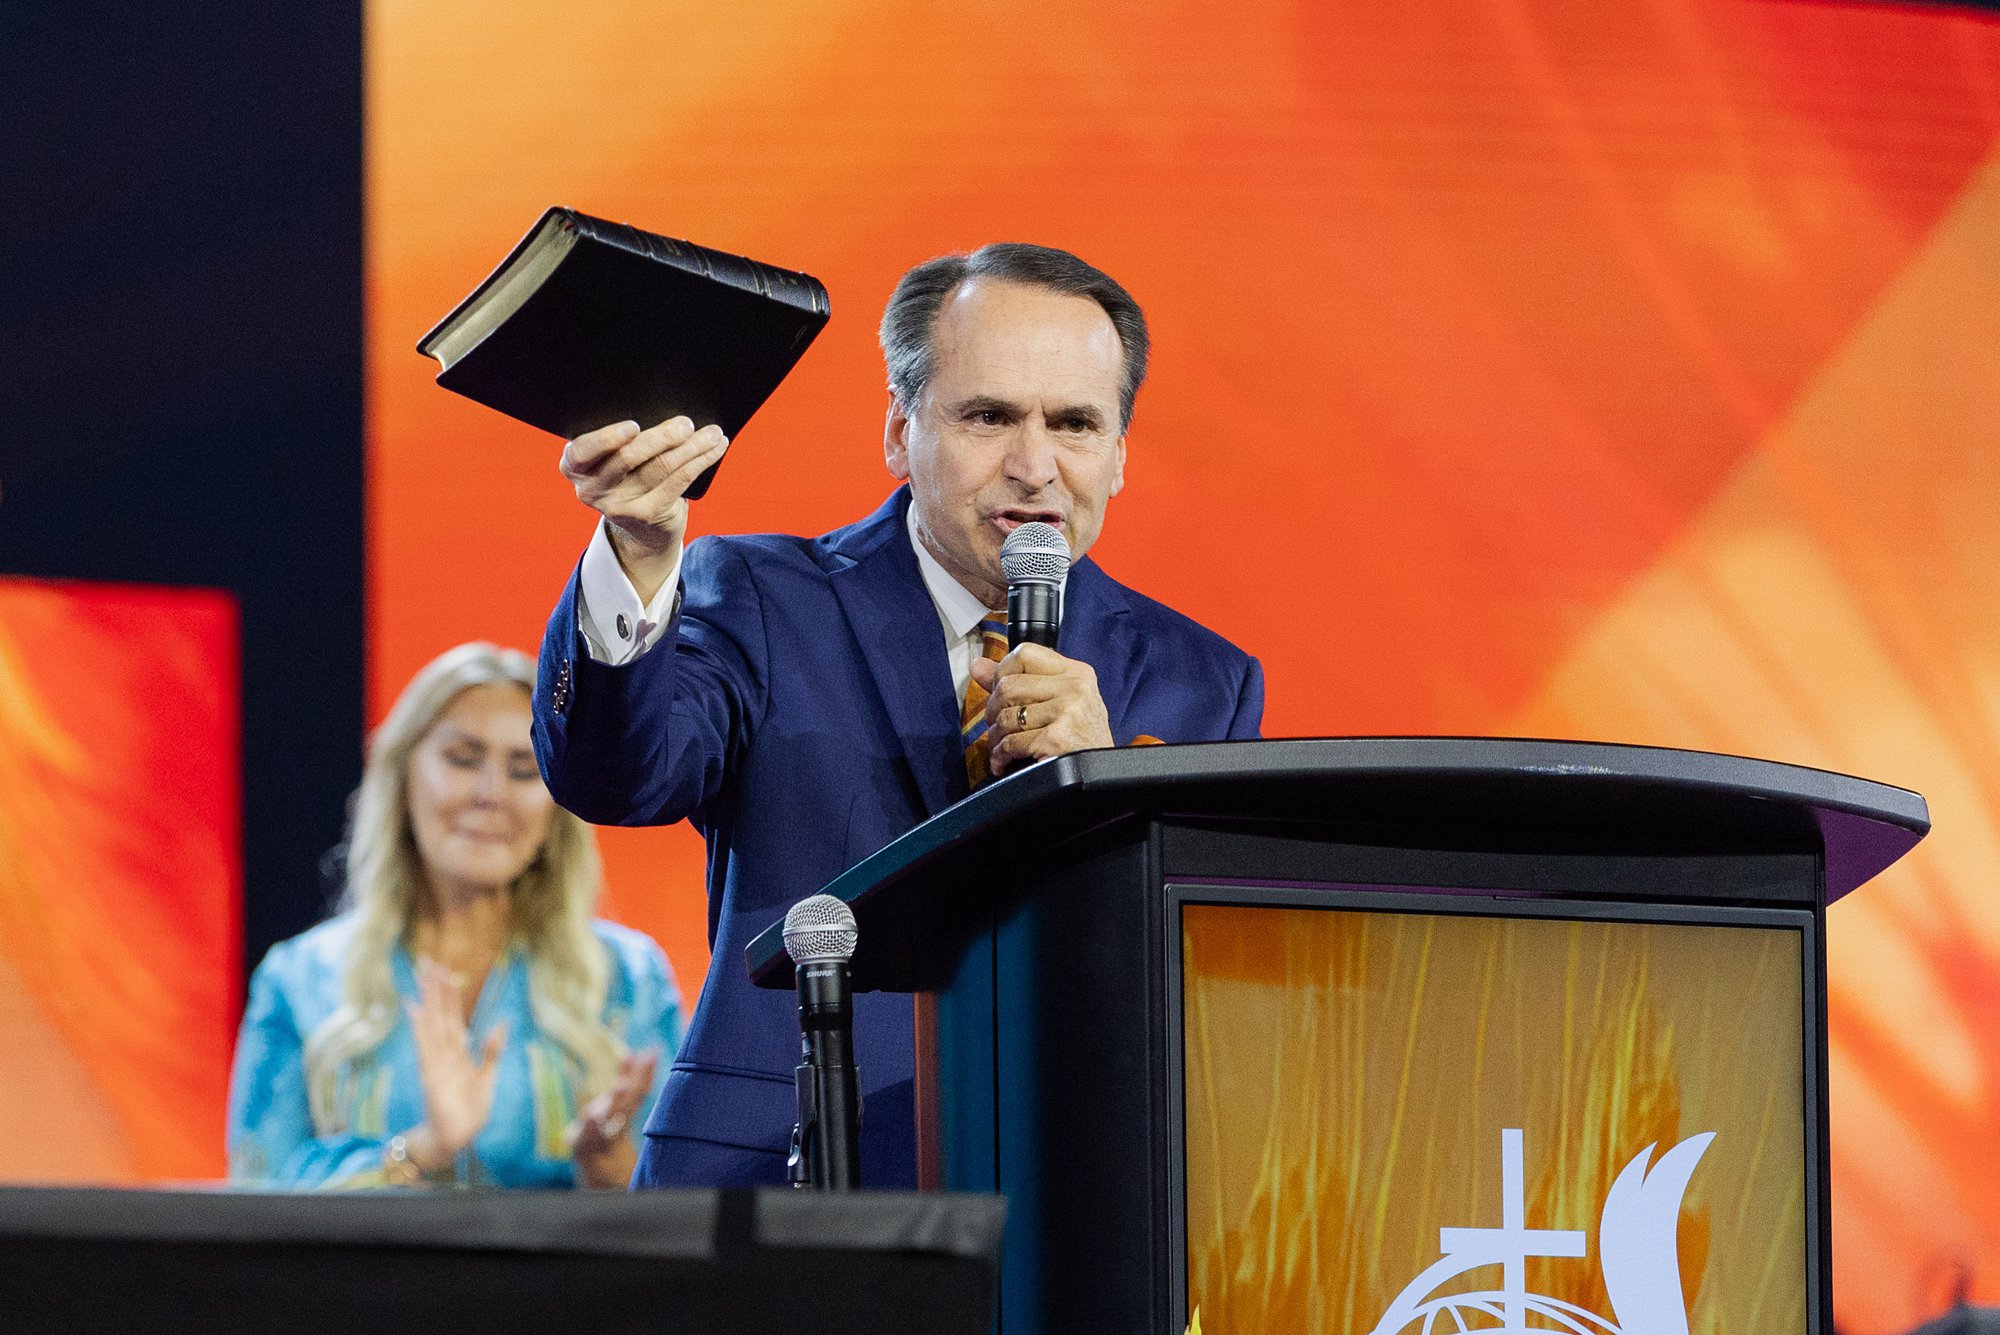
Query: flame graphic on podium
xmin=1366 ymin=1128 xmax=1714 ymax=1335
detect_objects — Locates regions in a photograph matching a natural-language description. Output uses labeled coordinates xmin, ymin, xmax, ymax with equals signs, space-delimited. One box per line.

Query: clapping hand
xmin=401 ymin=958 xmax=507 ymax=1173
xmin=567 ymin=1048 xmax=660 ymax=1189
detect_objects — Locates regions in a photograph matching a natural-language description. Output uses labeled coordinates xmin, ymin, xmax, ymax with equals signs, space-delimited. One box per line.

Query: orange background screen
xmin=367 ymin=4 xmax=2000 ymax=1329
xmin=0 ymin=579 xmax=238 ymax=1184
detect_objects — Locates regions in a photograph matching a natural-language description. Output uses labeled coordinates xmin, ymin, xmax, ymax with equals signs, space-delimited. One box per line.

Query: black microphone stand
xmin=786 ymin=925 xmax=862 ymax=1189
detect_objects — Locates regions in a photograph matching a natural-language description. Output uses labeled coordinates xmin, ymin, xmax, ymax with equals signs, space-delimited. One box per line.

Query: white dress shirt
xmin=576 ymin=521 xmax=681 ymax=666
xmin=576 ymin=507 xmax=1051 ymax=713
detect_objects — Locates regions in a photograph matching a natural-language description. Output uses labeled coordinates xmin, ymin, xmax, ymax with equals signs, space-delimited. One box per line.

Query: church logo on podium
xmin=1367 ymin=1127 xmax=1714 ymax=1335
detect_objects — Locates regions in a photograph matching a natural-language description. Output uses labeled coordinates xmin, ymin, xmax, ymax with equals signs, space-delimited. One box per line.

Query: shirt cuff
xmin=577 ymin=520 xmax=682 ymax=666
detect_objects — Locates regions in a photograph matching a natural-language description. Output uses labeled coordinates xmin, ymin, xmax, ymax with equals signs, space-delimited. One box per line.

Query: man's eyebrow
xmin=947 ymin=395 xmax=1109 ymax=427
xmin=1048 ymin=403 xmax=1108 ymax=428
xmin=947 ymin=394 xmax=1023 ymax=418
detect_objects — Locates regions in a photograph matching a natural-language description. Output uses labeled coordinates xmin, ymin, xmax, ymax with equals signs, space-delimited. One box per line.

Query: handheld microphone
xmin=783 ymin=894 xmax=861 ymax=1190
xmin=1000 ymin=521 xmax=1070 ymax=649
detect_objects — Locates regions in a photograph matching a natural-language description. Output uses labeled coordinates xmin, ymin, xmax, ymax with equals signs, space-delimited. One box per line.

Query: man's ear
xmin=1110 ymin=433 xmax=1127 ymax=497
xmin=884 ymin=398 xmax=912 ymax=481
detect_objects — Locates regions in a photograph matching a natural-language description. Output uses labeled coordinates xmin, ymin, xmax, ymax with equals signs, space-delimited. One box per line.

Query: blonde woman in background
xmin=227 ymin=643 xmax=683 ymax=1188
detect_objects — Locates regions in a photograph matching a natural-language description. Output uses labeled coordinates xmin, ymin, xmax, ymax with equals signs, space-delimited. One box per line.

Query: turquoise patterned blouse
xmin=226 ymin=914 xmax=683 ymax=1189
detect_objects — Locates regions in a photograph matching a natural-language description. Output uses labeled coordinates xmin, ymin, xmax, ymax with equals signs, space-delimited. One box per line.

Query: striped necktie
xmin=960 ymin=614 xmax=1009 ymax=788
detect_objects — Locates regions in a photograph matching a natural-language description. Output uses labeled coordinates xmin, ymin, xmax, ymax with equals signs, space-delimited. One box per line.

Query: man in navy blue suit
xmin=532 ymin=244 xmax=1264 ymax=1188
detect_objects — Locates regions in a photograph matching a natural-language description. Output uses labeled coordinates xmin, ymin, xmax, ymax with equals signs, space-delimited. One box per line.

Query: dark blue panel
xmin=0 ymin=0 xmax=364 ymax=986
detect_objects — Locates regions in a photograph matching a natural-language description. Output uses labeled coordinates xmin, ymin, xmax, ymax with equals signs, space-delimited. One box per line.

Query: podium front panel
xmin=1170 ymin=887 xmax=1817 ymax=1335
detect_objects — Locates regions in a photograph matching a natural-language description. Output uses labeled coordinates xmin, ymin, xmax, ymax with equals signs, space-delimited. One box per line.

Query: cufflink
xmin=551 ymin=658 xmax=574 ymax=714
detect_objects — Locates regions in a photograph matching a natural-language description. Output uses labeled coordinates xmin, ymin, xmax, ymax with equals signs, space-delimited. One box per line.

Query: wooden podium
xmin=746 ymin=738 xmax=1928 ymax=1335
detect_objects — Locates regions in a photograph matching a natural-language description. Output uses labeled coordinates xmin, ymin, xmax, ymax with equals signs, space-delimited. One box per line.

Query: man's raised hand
xmin=559 ymin=416 xmax=729 ymax=602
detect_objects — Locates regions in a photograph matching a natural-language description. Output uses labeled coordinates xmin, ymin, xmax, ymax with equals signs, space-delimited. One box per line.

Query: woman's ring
xmin=1017 ymin=705 xmax=1029 ymax=730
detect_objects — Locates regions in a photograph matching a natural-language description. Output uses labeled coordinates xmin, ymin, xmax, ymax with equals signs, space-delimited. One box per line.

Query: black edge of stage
xmin=0 ymin=1187 xmax=1005 ymax=1334
xmin=744 ymin=737 xmax=1930 ymax=991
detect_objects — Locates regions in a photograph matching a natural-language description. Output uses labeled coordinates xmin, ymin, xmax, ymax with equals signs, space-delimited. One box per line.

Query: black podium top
xmin=745 ymin=738 xmax=1927 ymax=991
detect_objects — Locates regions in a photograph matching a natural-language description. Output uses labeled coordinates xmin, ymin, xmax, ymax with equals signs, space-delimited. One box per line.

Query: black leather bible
xmin=417 ymin=208 xmax=830 ymax=499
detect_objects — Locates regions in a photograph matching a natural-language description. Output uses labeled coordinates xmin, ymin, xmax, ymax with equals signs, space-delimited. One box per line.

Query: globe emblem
xmin=1367 ymin=1128 xmax=1715 ymax=1335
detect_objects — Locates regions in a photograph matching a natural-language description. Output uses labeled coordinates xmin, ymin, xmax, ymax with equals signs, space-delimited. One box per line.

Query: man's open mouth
xmin=991 ymin=510 xmax=1064 ymax=532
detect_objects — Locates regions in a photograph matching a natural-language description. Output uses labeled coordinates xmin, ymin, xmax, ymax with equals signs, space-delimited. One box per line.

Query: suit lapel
xmin=824 ymin=490 xmax=964 ymax=817
xmin=1057 ymin=557 xmax=1140 ymax=733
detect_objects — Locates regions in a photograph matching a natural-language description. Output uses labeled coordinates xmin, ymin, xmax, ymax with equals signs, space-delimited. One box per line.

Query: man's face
xmin=885 ymin=277 xmax=1127 ymax=608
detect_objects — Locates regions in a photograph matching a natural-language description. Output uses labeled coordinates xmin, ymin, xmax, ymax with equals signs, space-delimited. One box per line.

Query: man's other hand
xmin=973 ymin=643 xmax=1115 ymax=777
xmin=559 ymin=416 xmax=729 ymax=602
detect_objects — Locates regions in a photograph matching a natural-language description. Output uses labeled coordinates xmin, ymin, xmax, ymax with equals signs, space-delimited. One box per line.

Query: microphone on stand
xmin=783 ymin=894 xmax=861 ymax=1190
xmin=1000 ymin=521 xmax=1070 ymax=650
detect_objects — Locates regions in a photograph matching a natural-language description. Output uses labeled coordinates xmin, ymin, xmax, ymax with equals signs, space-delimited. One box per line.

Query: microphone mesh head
xmin=1001 ymin=522 xmax=1071 ymax=585
xmin=783 ymin=894 xmax=858 ymax=965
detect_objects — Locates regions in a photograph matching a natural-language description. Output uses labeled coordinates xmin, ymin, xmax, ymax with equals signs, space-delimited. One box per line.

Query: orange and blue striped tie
xmin=960 ymin=614 xmax=1009 ymax=787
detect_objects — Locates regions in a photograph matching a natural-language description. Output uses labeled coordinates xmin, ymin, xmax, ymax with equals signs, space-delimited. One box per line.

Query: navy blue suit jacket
xmin=533 ymin=488 xmax=1263 ymax=1188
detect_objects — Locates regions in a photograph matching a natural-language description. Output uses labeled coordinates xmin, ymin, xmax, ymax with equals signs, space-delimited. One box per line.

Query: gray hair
xmin=878 ymin=243 xmax=1149 ymax=428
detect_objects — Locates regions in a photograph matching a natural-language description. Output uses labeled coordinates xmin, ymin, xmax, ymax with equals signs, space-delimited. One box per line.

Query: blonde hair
xmin=302 ymin=643 xmax=622 ymax=1133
